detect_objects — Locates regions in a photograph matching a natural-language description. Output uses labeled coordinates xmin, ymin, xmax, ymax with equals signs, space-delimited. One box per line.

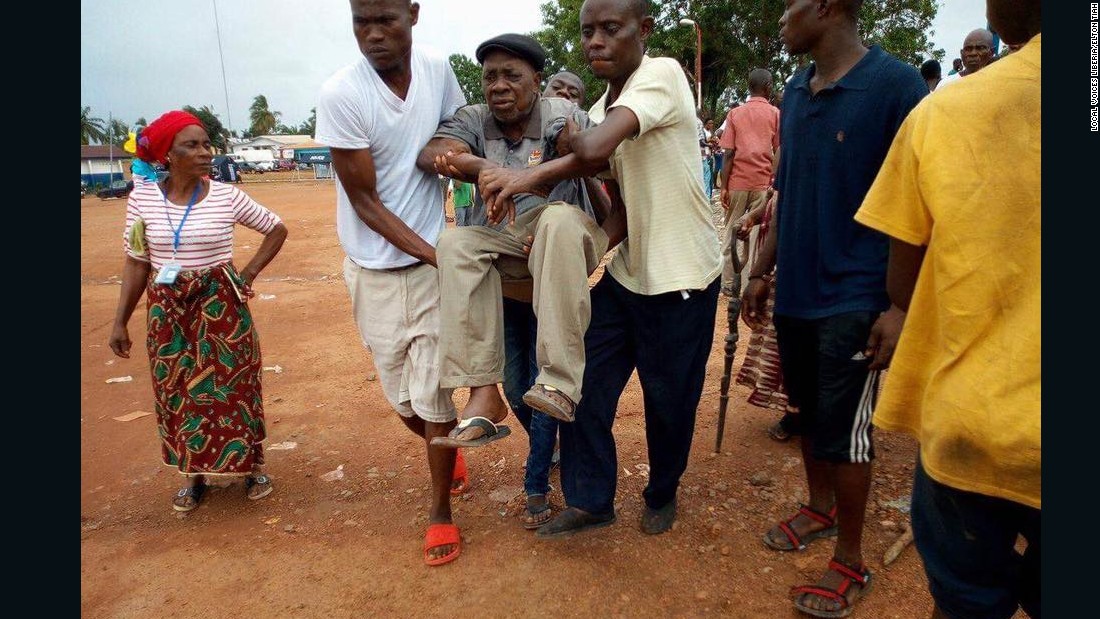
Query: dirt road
xmin=81 ymin=179 xmax=935 ymax=618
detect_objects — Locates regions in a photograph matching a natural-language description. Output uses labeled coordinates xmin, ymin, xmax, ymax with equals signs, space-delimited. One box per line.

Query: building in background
xmin=80 ymin=145 xmax=131 ymax=187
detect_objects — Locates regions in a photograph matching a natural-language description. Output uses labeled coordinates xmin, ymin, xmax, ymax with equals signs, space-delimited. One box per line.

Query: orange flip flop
xmin=451 ymin=449 xmax=470 ymax=496
xmin=424 ymin=523 xmax=462 ymax=566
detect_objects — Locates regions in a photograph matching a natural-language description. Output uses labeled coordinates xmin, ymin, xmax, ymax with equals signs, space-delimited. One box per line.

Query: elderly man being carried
xmin=419 ymin=33 xmax=621 ymax=448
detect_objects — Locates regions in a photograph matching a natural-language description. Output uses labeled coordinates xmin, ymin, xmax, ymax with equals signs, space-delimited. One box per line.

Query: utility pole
xmin=107 ymin=111 xmax=114 ymax=183
xmin=679 ymin=18 xmax=703 ymax=111
xmin=213 ymin=0 xmax=233 ymax=149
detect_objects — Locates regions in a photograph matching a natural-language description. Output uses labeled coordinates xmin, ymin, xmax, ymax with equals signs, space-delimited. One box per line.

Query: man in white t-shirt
xmin=478 ymin=0 xmax=722 ymax=539
xmin=315 ymin=0 xmax=466 ymax=567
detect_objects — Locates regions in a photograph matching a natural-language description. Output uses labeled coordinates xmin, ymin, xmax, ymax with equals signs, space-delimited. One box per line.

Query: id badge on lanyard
xmin=156 ymin=182 xmax=202 ymax=286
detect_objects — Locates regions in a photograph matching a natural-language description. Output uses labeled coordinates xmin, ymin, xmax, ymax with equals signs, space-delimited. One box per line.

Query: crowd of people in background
xmin=108 ymin=0 xmax=1040 ymax=617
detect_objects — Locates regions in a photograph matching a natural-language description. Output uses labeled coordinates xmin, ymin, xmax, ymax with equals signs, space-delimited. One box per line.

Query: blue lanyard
xmin=162 ymin=182 xmax=203 ymax=255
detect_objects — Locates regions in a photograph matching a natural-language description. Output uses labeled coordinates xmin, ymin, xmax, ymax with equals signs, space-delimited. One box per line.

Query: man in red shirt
xmin=718 ymin=68 xmax=780 ymax=296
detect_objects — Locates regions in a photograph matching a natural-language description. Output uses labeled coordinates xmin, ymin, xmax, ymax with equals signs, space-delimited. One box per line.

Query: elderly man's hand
xmin=480 ymin=167 xmax=537 ymax=225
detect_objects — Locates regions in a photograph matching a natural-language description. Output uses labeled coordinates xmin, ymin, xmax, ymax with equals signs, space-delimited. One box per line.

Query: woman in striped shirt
xmin=108 ymin=111 xmax=288 ymax=512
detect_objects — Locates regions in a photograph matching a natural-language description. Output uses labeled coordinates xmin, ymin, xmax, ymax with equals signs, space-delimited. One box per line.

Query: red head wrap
xmin=136 ymin=110 xmax=205 ymax=164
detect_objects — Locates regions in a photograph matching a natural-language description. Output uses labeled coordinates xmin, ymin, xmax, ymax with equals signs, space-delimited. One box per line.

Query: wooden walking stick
xmin=715 ymin=255 xmax=742 ymax=453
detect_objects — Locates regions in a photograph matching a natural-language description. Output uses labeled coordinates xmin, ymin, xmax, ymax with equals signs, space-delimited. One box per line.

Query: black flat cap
xmin=475 ymin=33 xmax=546 ymax=72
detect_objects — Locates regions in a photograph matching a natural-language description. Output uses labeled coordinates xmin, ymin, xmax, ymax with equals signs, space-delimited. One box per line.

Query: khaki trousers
xmin=437 ymin=202 xmax=609 ymax=404
xmin=722 ymin=190 xmax=767 ymax=294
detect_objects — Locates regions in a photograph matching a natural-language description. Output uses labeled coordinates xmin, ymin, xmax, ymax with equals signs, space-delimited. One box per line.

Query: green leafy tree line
xmin=530 ymin=0 xmax=943 ymax=118
xmin=82 ymin=99 xmax=317 ymax=153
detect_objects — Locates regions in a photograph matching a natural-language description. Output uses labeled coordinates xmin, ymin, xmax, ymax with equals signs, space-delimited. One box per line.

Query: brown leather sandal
xmin=522 ymin=384 xmax=577 ymax=423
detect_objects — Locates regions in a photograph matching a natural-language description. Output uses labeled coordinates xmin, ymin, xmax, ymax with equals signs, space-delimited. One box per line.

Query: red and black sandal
xmin=762 ymin=504 xmax=838 ymax=551
xmin=790 ymin=558 xmax=873 ymax=618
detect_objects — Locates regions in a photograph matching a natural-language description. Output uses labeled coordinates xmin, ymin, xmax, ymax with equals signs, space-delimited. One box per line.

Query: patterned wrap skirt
xmin=735 ymin=275 xmax=790 ymax=411
xmin=145 ymin=262 xmax=266 ymax=476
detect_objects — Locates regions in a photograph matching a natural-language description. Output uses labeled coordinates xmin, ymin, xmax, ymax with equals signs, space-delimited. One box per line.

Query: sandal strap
xmin=529 ymin=384 xmax=577 ymax=414
xmin=777 ymin=520 xmax=805 ymax=549
xmin=790 ymin=585 xmax=848 ymax=607
xmin=828 ymin=559 xmax=870 ymax=586
xmin=423 ymin=523 xmax=461 ymax=550
xmin=453 ymin=450 xmax=467 ymax=480
xmin=252 ymin=474 xmax=270 ymax=484
xmin=177 ymin=486 xmax=203 ymax=498
xmin=798 ymin=503 xmax=837 ymax=526
xmin=457 ymin=416 xmax=501 ymax=433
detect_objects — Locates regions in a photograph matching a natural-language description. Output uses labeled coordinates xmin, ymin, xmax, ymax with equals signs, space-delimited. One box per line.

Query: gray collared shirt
xmin=433 ymin=96 xmax=596 ymax=227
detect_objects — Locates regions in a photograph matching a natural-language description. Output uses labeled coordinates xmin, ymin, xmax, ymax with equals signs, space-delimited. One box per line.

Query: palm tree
xmin=107 ymin=119 xmax=129 ymax=146
xmin=81 ymin=106 xmax=107 ymax=145
xmin=182 ymin=105 xmax=228 ymax=152
xmin=248 ymin=95 xmax=281 ymax=136
xmin=298 ymin=107 xmax=317 ymax=137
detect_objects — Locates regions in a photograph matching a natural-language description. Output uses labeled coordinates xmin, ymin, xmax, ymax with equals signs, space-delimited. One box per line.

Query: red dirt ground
xmin=82 ymin=179 xmax=949 ymax=618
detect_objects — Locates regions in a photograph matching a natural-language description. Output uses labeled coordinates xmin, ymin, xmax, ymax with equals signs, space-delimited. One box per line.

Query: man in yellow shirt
xmin=854 ymin=1 xmax=1040 ymax=616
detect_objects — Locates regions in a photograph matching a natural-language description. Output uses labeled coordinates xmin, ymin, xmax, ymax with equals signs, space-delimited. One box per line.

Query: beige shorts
xmin=342 ymin=256 xmax=456 ymax=424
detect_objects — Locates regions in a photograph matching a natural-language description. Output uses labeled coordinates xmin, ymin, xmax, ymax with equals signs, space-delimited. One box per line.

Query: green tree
xmin=106 ymin=118 xmax=130 ymax=146
xmin=532 ymin=0 xmax=942 ymax=120
xmin=858 ymin=0 xmax=943 ymax=67
xmin=297 ymin=107 xmax=317 ymax=136
xmin=248 ymin=94 xmax=281 ymax=136
xmin=81 ymin=106 xmax=107 ymax=145
xmin=448 ymin=54 xmax=485 ymax=105
xmin=646 ymin=0 xmax=789 ymax=117
xmin=182 ymin=105 xmax=229 ymax=152
xmin=532 ymin=0 xmax=602 ymax=107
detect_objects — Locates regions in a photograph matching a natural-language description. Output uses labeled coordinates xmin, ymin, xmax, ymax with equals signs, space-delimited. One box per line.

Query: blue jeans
xmin=701 ymin=157 xmax=714 ymax=200
xmin=502 ymin=297 xmax=558 ymax=496
xmin=560 ymin=275 xmax=719 ymax=514
xmin=454 ymin=206 xmax=471 ymax=227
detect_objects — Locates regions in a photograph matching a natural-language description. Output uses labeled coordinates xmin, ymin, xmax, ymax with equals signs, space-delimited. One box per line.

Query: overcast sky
xmin=81 ymin=0 xmax=988 ymax=133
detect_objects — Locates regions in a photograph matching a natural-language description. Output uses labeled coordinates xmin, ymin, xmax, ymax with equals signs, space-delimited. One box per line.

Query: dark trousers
xmin=502 ymin=297 xmax=558 ymax=497
xmin=911 ymin=458 xmax=1041 ymax=619
xmin=560 ymin=274 xmax=719 ymax=514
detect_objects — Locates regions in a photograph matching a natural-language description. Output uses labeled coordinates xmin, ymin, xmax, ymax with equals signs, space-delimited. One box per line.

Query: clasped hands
xmin=432 ymin=150 xmax=549 ymax=227
xmin=432 ymin=118 xmax=578 ymax=226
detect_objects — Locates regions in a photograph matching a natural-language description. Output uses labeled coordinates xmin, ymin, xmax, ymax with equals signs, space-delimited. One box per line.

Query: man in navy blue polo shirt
xmin=741 ymin=0 xmax=926 ymax=616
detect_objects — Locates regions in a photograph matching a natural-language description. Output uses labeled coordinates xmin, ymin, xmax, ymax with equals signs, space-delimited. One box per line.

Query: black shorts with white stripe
xmin=773 ymin=311 xmax=881 ymax=464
